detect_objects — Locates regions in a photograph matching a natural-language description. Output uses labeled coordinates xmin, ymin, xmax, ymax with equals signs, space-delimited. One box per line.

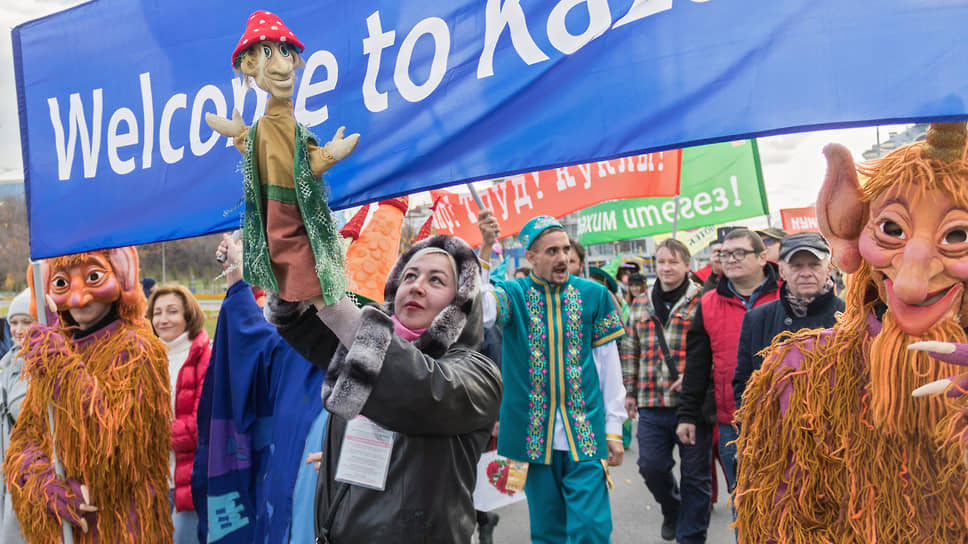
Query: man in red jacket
xmin=675 ymin=228 xmax=780 ymax=494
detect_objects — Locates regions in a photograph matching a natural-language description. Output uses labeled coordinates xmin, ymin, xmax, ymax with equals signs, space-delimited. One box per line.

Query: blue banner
xmin=14 ymin=0 xmax=968 ymax=258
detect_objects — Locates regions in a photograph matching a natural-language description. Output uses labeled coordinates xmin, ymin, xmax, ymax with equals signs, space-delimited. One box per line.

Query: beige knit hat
xmin=6 ymin=288 xmax=31 ymax=319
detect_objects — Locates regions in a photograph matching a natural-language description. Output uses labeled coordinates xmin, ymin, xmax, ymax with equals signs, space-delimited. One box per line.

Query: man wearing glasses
xmin=675 ymin=228 xmax=781 ymax=495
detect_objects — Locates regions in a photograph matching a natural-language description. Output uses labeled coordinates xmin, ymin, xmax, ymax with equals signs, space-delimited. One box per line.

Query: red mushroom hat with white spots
xmin=232 ymin=11 xmax=305 ymax=68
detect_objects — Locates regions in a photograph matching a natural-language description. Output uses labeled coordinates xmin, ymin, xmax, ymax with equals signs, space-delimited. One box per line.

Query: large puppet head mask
xmin=819 ymin=122 xmax=968 ymax=337
xmin=816 ymin=122 xmax=968 ymax=437
xmin=27 ymin=246 xmax=146 ymax=329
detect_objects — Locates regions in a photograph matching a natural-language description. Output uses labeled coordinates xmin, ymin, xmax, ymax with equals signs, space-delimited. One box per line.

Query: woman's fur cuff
xmin=322 ymin=305 xmax=392 ymax=420
xmin=263 ymin=293 xmax=312 ymax=328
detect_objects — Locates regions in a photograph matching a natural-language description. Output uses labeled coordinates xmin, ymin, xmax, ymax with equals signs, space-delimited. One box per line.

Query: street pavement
xmin=483 ymin=428 xmax=735 ymax=544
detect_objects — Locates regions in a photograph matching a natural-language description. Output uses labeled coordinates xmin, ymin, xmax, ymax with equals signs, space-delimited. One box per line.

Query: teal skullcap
xmin=519 ymin=215 xmax=564 ymax=250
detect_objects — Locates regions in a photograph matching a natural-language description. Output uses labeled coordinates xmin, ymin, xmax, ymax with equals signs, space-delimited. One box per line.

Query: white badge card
xmin=335 ymin=415 xmax=396 ymax=491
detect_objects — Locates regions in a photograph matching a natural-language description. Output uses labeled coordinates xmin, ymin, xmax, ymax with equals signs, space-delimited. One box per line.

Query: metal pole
xmin=31 ymin=261 xmax=74 ymax=544
xmin=671 ymin=195 xmax=681 ymax=237
xmin=161 ymin=241 xmax=167 ymax=284
xmin=467 ymin=183 xmax=492 ymax=263
xmin=466 ymin=183 xmax=486 ymax=210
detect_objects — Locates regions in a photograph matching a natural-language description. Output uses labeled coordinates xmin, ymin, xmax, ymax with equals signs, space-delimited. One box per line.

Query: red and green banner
xmin=577 ymin=140 xmax=766 ymax=245
xmin=430 ymin=151 xmax=681 ymax=247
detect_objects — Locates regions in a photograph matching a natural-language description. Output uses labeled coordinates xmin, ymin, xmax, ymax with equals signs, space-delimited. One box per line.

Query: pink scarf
xmin=391 ymin=315 xmax=427 ymax=342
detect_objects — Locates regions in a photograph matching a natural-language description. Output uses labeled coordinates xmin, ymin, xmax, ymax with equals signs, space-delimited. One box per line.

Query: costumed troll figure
xmin=3 ymin=248 xmax=171 ymax=543
xmin=734 ymin=122 xmax=968 ymax=543
xmin=206 ymin=10 xmax=360 ymax=303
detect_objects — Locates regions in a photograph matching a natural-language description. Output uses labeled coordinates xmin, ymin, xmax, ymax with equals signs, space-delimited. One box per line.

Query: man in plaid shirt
xmin=620 ymin=239 xmax=712 ymax=543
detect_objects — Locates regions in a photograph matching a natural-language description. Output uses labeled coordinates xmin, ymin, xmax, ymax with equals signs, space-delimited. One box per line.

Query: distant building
xmin=862 ymin=124 xmax=928 ymax=160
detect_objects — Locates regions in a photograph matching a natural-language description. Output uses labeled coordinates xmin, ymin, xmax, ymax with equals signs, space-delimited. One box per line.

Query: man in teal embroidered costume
xmin=206 ymin=11 xmax=359 ymax=304
xmin=478 ymin=212 xmax=627 ymax=543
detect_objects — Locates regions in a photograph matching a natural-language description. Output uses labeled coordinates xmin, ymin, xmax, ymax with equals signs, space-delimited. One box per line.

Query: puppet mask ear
xmin=107 ymin=246 xmax=140 ymax=296
xmin=817 ymin=143 xmax=867 ymax=274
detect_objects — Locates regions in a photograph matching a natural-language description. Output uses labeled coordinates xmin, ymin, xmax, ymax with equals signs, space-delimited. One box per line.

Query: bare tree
xmin=0 ymin=195 xmax=227 ymax=294
xmin=137 ymin=233 xmax=226 ymax=293
xmin=0 ymin=196 xmax=30 ymax=291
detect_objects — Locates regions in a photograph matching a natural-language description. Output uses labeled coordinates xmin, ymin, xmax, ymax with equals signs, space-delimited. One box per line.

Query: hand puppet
xmin=207 ymin=10 xmax=359 ymax=303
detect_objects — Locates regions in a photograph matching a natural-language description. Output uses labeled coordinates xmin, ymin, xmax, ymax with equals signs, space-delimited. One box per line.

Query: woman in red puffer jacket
xmin=148 ymin=283 xmax=211 ymax=543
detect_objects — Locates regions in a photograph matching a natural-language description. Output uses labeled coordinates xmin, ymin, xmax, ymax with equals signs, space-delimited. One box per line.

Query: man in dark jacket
xmin=676 ymin=228 xmax=781 ymax=493
xmin=733 ymin=232 xmax=844 ymax=408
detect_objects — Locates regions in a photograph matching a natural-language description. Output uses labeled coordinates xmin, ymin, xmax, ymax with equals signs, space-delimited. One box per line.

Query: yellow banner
xmin=653 ymin=225 xmax=718 ymax=256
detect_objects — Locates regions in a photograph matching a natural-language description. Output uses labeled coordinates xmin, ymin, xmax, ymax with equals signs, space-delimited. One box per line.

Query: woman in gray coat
xmin=1 ymin=288 xmax=35 ymax=544
xmin=266 ymin=235 xmax=503 ymax=543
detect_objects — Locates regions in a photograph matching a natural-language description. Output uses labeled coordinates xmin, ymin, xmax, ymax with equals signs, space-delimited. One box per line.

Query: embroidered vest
xmin=494 ymin=274 xmax=624 ymax=464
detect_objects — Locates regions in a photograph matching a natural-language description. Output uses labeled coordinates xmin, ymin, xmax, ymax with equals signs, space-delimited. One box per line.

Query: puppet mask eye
xmin=52 ymin=277 xmax=69 ymax=288
xmin=942 ymin=228 xmax=968 ymax=245
xmin=87 ymin=270 xmax=104 ymax=283
xmin=262 ymin=45 xmax=272 ymax=59
xmin=279 ymin=43 xmax=291 ymax=56
xmin=880 ymin=220 xmax=905 ymax=239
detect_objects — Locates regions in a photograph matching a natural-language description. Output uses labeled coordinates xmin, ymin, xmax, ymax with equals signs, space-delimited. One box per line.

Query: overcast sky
xmin=0 ymin=1 xmax=903 ymax=221
xmin=0 ymin=0 xmax=86 ymax=182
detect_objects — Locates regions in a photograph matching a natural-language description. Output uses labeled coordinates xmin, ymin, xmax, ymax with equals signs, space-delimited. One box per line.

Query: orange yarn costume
xmin=734 ymin=123 xmax=968 ymax=543
xmin=3 ymin=248 xmax=171 ymax=543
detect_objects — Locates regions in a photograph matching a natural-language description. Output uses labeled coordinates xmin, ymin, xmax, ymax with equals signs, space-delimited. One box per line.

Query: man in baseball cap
xmin=733 ymin=231 xmax=843 ymax=406
xmin=777 ymin=232 xmax=830 ymax=262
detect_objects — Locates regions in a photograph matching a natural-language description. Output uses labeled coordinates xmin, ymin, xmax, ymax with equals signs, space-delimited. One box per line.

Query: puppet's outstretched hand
xmin=326 ymin=126 xmax=360 ymax=161
xmin=311 ymin=127 xmax=361 ymax=177
xmin=909 ymin=341 xmax=968 ymax=467
xmin=909 ymin=341 xmax=968 ymax=397
xmin=206 ymin=108 xmax=246 ymax=139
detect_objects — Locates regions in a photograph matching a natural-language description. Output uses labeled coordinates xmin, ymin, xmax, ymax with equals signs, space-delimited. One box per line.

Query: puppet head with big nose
xmin=28 ymin=246 xmax=145 ymax=332
xmin=818 ymin=121 xmax=968 ymax=435
xmin=232 ymin=11 xmax=305 ymax=98
xmin=820 ymin=122 xmax=968 ymax=336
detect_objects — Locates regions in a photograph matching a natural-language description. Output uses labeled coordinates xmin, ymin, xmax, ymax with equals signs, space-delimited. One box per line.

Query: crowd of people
xmin=1 ymin=122 xmax=967 ymax=544
xmin=0 ymin=208 xmax=845 ymax=544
